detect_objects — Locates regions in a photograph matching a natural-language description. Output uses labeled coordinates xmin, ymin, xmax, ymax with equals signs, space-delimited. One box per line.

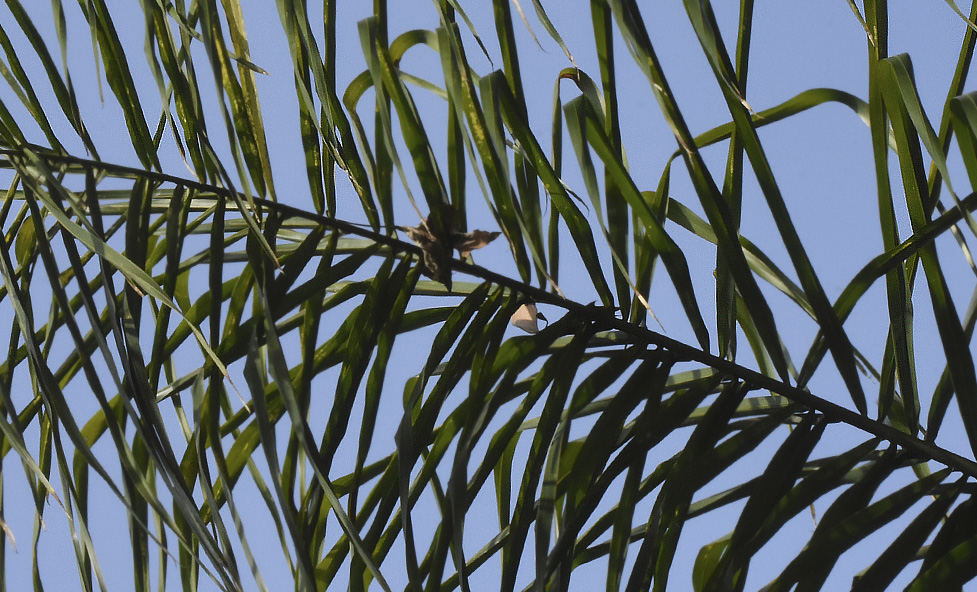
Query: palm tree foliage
xmin=2 ymin=0 xmax=977 ymax=590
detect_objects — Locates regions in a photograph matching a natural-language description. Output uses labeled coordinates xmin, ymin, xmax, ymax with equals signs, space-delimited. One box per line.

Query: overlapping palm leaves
xmin=0 ymin=0 xmax=977 ymax=590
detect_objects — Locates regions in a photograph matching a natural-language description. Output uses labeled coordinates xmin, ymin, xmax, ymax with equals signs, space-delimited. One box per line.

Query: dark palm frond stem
xmin=4 ymin=149 xmax=977 ymax=479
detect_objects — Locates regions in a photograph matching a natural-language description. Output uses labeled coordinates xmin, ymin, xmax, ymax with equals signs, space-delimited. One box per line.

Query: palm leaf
xmin=1 ymin=1 xmax=977 ymax=590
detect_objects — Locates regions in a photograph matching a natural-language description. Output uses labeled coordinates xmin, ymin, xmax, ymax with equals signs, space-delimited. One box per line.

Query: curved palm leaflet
xmin=0 ymin=0 xmax=977 ymax=590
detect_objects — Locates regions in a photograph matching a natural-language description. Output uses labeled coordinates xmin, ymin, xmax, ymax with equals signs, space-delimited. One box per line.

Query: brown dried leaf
xmin=398 ymin=213 xmax=500 ymax=290
xmin=397 ymin=222 xmax=436 ymax=246
xmin=398 ymin=219 xmax=452 ymax=290
xmin=452 ymin=229 xmax=501 ymax=258
xmin=421 ymin=242 xmax=452 ymax=290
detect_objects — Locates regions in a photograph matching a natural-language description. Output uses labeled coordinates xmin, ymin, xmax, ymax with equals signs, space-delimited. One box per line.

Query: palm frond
xmin=0 ymin=0 xmax=976 ymax=590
